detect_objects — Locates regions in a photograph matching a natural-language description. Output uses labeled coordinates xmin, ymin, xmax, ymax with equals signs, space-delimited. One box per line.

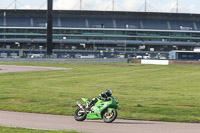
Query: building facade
xmin=1 ymin=10 xmax=200 ymax=58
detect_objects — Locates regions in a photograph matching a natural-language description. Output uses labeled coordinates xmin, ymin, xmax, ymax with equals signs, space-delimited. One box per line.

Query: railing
xmin=0 ymin=48 xmax=169 ymax=54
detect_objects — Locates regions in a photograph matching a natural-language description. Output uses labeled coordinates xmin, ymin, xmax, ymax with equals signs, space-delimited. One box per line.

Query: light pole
xmin=46 ymin=0 xmax=53 ymax=57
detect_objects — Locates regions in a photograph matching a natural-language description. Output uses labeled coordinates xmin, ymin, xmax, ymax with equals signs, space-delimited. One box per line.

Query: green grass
xmin=0 ymin=126 xmax=80 ymax=133
xmin=0 ymin=63 xmax=200 ymax=123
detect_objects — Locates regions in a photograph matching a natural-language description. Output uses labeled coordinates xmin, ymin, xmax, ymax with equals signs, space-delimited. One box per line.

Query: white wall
xmin=141 ymin=59 xmax=169 ymax=65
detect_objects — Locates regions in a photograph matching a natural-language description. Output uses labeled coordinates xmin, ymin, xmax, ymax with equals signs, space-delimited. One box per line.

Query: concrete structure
xmin=169 ymin=50 xmax=200 ymax=60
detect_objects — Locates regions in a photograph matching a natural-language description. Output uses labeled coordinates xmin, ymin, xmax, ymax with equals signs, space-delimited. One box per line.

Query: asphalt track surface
xmin=0 ymin=65 xmax=200 ymax=133
xmin=0 ymin=111 xmax=200 ymax=133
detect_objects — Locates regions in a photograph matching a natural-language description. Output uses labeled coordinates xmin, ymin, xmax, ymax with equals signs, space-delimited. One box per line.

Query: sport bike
xmin=74 ymin=97 xmax=118 ymax=123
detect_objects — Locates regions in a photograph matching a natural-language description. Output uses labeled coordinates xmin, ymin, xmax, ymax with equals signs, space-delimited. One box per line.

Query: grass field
xmin=0 ymin=63 xmax=200 ymax=123
xmin=0 ymin=126 xmax=80 ymax=133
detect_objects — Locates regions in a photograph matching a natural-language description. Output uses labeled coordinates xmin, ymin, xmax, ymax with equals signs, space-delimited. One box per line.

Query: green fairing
xmin=75 ymin=96 xmax=118 ymax=123
xmin=84 ymin=97 xmax=118 ymax=120
xmin=81 ymin=98 xmax=90 ymax=103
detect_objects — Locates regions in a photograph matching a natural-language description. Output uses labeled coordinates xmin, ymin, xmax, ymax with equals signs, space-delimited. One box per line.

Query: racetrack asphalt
xmin=0 ymin=111 xmax=200 ymax=133
xmin=0 ymin=65 xmax=200 ymax=133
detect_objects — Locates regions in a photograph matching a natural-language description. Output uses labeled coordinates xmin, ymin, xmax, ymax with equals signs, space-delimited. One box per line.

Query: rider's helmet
xmin=105 ymin=89 xmax=112 ymax=97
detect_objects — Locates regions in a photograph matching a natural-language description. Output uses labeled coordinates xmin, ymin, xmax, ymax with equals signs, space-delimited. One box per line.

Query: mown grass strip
xmin=0 ymin=126 xmax=81 ymax=133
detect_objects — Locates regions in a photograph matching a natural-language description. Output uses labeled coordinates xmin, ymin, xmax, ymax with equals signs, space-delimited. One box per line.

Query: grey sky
xmin=0 ymin=0 xmax=200 ymax=14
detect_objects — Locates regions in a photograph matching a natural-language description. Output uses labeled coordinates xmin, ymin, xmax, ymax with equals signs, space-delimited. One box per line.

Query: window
xmin=182 ymin=54 xmax=187 ymax=58
xmin=188 ymin=55 xmax=193 ymax=58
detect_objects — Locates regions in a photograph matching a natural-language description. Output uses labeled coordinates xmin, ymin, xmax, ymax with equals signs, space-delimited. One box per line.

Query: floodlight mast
xmin=46 ymin=0 xmax=53 ymax=57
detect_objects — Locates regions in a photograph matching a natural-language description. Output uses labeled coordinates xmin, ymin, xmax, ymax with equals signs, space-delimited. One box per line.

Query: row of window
xmin=1 ymin=35 xmax=200 ymax=43
xmin=0 ymin=28 xmax=200 ymax=43
xmin=1 ymin=28 xmax=200 ymax=37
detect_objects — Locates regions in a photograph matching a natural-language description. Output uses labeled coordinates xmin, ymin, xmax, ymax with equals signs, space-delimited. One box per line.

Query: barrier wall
xmin=141 ymin=59 xmax=169 ymax=65
xmin=169 ymin=60 xmax=200 ymax=65
xmin=129 ymin=59 xmax=200 ymax=65
xmin=2 ymin=58 xmax=200 ymax=65
xmin=0 ymin=58 xmax=128 ymax=63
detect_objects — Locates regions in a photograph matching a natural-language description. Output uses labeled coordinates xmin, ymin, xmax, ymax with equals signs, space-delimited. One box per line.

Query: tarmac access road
xmin=0 ymin=65 xmax=71 ymax=73
xmin=0 ymin=111 xmax=200 ymax=133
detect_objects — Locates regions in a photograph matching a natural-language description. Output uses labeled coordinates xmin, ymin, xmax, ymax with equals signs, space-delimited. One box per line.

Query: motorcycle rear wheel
xmin=74 ymin=107 xmax=86 ymax=121
xmin=103 ymin=109 xmax=117 ymax=123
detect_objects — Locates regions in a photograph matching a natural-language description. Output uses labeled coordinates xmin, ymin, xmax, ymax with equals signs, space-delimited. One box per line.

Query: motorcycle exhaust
xmin=76 ymin=101 xmax=83 ymax=108
xmin=76 ymin=101 xmax=87 ymax=113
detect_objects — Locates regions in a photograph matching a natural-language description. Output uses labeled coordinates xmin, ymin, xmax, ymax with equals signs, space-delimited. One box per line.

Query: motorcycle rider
xmin=87 ymin=89 xmax=112 ymax=108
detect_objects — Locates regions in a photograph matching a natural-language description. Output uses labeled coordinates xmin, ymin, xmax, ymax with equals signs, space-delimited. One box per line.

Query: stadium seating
xmin=194 ymin=21 xmax=200 ymax=31
xmin=87 ymin=18 xmax=114 ymax=28
xmin=60 ymin=18 xmax=86 ymax=27
xmin=115 ymin=19 xmax=141 ymax=29
xmin=1 ymin=12 xmax=200 ymax=31
xmin=0 ymin=17 xmax=3 ymax=26
xmin=143 ymin=19 xmax=168 ymax=30
xmin=6 ymin=17 xmax=30 ymax=27
xmin=32 ymin=18 xmax=46 ymax=27
xmin=170 ymin=20 xmax=194 ymax=30
xmin=53 ymin=18 xmax=59 ymax=27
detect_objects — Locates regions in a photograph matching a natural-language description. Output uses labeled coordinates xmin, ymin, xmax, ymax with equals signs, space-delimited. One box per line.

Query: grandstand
xmin=0 ymin=9 xmax=200 ymax=59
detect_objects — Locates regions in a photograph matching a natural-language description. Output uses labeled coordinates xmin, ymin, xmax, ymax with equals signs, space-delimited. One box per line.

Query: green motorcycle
xmin=74 ymin=97 xmax=118 ymax=123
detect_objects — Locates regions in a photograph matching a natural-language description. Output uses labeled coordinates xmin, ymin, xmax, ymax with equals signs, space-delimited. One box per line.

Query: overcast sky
xmin=0 ymin=0 xmax=200 ymax=14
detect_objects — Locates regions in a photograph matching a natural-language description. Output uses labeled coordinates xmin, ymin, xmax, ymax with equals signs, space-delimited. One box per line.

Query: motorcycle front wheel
xmin=103 ymin=109 xmax=117 ymax=123
xmin=74 ymin=107 xmax=86 ymax=121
